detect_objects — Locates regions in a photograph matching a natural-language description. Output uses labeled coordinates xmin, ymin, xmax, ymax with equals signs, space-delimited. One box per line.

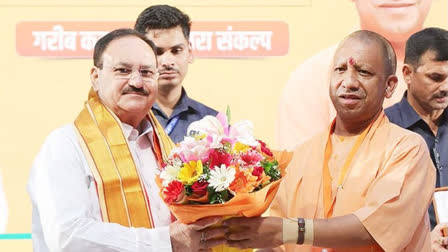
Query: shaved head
xmin=337 ymin=30 xmax=397 ymax=78
xmin=330 ymin=30 xmax=399 ymax=135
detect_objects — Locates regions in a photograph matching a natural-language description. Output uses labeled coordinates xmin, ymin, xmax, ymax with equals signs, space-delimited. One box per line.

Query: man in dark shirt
xmin=385 ymin=27 xmax=448 ymax=249
xmin=135 ymin=5 xmax=217 ymax=143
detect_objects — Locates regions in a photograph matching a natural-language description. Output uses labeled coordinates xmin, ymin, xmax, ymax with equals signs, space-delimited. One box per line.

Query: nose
xmin=158 ymin=51 xmax=175 ymax=68
xmin=128 ymin=71 xmax=144 ymax=88
xmin=440 ymin=80 xmax=448 ymax=92
xmin=341 ymin=68 xmax=360 ymax=90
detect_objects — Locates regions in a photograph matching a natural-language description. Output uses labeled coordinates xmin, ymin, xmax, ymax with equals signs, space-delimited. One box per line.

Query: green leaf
xmin=261 ymin=160 xmax=281 ymax=181
xmin=201 ymin=165 xmax=211 ymax=181
xmin=226 ymin=105 xmax=231 ymax=124
xmin=185 ymin=185 xmax=193 ymax=196
xmin=207 ymin=187 xmax=232 ymax=204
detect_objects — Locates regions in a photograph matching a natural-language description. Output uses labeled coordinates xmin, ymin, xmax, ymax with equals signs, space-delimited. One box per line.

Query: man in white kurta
xmin=28 ymin=121 xmax=173 ymax=251
xmin=27 ymin=29 xmax=226 ymax=252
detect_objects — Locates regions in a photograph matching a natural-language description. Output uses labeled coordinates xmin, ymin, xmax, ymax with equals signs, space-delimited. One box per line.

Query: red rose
xmin=252 ymin=166 xmax=264 ymax=180
xmin=192 ymin=181 xmax=209 ymax=197
xmin=208 ymin=149 xmax=233 ymax=169
xmin=163 ymin=180 xmax=184 ymax=204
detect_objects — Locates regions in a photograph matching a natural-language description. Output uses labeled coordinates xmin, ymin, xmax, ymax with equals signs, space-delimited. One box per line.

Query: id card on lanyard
xmin=165 ymin=115 xmax=180 ymax=135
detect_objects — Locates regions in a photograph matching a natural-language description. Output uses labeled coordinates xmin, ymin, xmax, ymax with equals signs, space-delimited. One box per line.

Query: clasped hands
xmin=170 ymin=216 xmax=284 ymax=252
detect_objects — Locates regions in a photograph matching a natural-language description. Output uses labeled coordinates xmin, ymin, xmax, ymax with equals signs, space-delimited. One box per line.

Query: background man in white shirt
xmin=27 ymin=29 xmax=226 ymax=252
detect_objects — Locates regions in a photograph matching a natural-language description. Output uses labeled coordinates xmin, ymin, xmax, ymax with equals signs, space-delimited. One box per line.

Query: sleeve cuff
xmin=136 ymin=226 xmax=172 ymax=252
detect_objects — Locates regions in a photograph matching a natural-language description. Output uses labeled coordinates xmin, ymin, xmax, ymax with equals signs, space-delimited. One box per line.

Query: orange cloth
xmin=159 ymin=150 xmax=293 ymax=224
xmin=74 ymin=88 xmax=175 ymax=229
xmin=276 ymin=45 xmax=407 ymax=151
xmin=157 ymin=151 xmax=292 ymax=252
xmin=270 ymin=111 xmax=435 ymax=251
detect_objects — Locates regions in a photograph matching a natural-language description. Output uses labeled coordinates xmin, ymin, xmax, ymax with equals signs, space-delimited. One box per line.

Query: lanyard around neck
xmin=165 ymin=115 xmax=180 ymax=135
xmin=322 ymin=122 xmax=373 ymax=218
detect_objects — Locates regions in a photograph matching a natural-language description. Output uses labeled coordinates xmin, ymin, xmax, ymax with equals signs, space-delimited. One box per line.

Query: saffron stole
xmin=74 ymin=89 xmax=175 ymax=228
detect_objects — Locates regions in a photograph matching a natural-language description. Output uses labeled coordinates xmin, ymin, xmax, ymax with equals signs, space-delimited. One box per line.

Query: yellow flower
xmin=233 ymin=142 xmax=251 ymax=154
xmin=177 ymin=160 xmax=203 ymax=185
xmin=194 ymin=133 xmax=207 ymax=141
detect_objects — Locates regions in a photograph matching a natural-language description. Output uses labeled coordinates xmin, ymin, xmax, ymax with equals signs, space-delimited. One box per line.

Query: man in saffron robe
xmin=27 ymin=29 xmax=226 ymax=252
xmin=224 ymin=30 xmax=435 ymax=251
xmin=276 ymin=0 xmax=434 ymax=151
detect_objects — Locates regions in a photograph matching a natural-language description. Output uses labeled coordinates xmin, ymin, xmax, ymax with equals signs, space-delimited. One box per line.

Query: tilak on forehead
xmin=348 ymin=57 xmax=355 ymax=66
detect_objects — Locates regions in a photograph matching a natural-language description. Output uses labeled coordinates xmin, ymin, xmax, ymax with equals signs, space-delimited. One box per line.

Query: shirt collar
xmin=152 ymin=88 xmax=200 ymax=119
xmin=121 ymin=117 xmax=154 ymax=142
xmin=396 ymin=91 xmax=424 ymax=128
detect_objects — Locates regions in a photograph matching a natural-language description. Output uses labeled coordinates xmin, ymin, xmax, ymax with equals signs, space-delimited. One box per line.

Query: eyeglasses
xmin=101 ymin=65 xmax=159 ymax=82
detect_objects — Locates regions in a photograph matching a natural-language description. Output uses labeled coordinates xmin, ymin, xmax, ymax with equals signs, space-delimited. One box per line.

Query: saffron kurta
xmin=271 ymin=112 xmax=435 ymax=251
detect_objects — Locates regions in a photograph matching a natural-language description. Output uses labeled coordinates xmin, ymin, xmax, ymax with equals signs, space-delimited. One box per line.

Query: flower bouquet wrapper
xmin=157 ymin=150 xmax=293 ymax=252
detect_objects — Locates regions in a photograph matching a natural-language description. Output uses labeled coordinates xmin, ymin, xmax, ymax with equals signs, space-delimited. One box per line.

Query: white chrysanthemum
xmin=208 ymin=164 xmax=236 ymax=192
xmin=160 ymin=165 xmax=181 ymax=187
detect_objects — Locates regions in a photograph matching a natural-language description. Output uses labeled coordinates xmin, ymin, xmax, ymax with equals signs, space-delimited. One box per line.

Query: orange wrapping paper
xmin=158 ymin=151 xmax=292 ymax=252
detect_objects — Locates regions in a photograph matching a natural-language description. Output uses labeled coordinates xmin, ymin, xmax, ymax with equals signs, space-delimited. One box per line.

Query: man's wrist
xmin=304 ymin=219 xmax=314 ymax=245
xmin=282 ymin=218 xmax=298 ymax=244
xmin=281 ymin=218 xmax=314 ymax=245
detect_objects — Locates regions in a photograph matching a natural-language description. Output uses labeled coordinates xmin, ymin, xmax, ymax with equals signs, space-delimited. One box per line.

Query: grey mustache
xmin=122 ymin=86 xmax=149 ymax=96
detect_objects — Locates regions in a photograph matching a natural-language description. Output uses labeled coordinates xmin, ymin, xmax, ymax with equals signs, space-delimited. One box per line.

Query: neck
xmin=117 ymin=112 xmax=146 ymax=129
xmin=334 ymin=109 xmax=381 ymax=136
xmin=407 ymin=95 xmax=444 ymax=134
xmin=157 ymin=85 xmax=182 ymax=117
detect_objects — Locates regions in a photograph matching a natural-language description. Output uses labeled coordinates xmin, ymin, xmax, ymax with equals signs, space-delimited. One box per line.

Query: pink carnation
xmin=241 ymin=150 xmax=263 ymax=166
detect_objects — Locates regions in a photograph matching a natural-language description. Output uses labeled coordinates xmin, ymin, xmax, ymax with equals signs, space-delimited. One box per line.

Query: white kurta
xmin=27 ymin=120 xmax=173 ymax=252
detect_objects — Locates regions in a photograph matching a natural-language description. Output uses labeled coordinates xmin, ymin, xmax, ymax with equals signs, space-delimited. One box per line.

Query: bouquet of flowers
xmin=157 ymin=112 xmax=291 ymax=224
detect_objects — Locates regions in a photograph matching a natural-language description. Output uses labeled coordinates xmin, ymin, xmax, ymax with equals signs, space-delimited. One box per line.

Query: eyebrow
xmin=114 ymin=62 xmax=156 ymax=69
xmin=115 ymin=62 xmax=133 ymax=68
xmin=156 ymin=43 xmax=186 ymax=50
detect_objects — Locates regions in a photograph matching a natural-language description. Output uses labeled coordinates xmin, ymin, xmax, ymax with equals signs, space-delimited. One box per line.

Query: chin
xmin=158 ymin=79 xmax=180 ymax=88
xmin=120 ymin=102 xmax=150 ymax=113
xmin=432 ymin=104 xmax=448 ymax=111
xmin=374 ymin=18 xmax=422 ymax=41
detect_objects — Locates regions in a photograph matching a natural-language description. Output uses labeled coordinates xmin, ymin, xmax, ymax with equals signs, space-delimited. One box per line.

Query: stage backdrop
xmin=0 ymin=0 xmax=446 ymax=250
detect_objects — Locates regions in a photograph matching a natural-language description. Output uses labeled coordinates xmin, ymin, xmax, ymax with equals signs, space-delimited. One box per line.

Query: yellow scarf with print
xmin=74 ymin=88 xmax=175 ymax=228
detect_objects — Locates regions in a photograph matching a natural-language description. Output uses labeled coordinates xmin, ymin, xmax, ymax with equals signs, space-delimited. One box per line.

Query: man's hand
xmin=170 ymin=216 xmax=228 ymax=252
xmin=431 ymin=223 xmax=448 ymax=252
xmin=223 ymin=216 xmax=283 ymax=249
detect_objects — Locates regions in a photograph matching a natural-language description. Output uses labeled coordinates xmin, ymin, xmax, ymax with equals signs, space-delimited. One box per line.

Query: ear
xmin=187 ymin=41 xmax=194 ymax=64
xmin=90 ymin=66 xmax=100 ymax=91
xmin=402 ymin=64 xmax=414 ymax=88
xmin=384 ymin=75 xmax=398 ymax=99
